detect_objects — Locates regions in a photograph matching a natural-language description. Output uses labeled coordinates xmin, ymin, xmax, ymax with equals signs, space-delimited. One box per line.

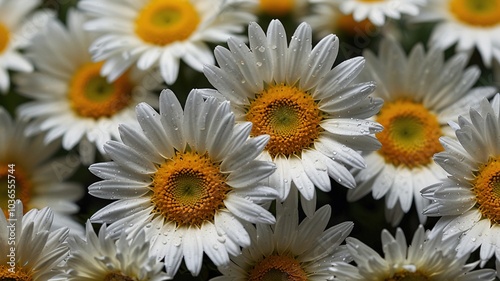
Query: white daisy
xmin=311 ymin=0 xmax=427 ymax=27
xmin=203 ymin=19 xmax=384 ymax=216
xmin=78 ymin=0 xmax=256 ymax=85
xmin=422 ymin=94 xmax=500 ymax=265
xmin=331 ymin=225 xmax=497 ymax=281
xmin=413 ymin=0 xmax=500 ymax=67
xmin=0 ymin=0 xmax=53 ymax=93
xmin=88 ymin=89 xmax=278 ymax=277
xmin=303 ymin=2 xmax=378 ymax=39
xmin=211 ymin=189 xmax=354 ymax=281
xmin=64 ymin=221 xmax=170 ymax=280
xmin=15 ymin=9 xmax=160 ymax=165
xmin=0 ymin=200 xmax=70 ymax=280
xmin=0 ymin=106 xmax=84 ymax=234
xmin=347 ymin=38 xmax=497 ymax=225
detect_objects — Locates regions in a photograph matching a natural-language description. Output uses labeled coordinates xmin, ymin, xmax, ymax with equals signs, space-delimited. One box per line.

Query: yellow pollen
xmin=358 ymin=0 xmax=384 ymax=2
xmin=376 ymin=100 xmax=443 ymax=168
xmin=336 ymin=14 xmax=376 ymax=36
xmin=449 ymin=0 xmax=500 ymax=26
xmin=151 ymin=151 xmax=230 ymax=226
xmin=0 ymin=265 xmax=32 ymax=281
xmin=473 ymin=158 xmax=500 ymax=224
xmin=246 ymin=84 xmax=323 ymax=158
xmin=385 ymin=270 xmax=430 ymax=281
xmin=0 ymin=163 xmax=33 ymax=218
xmin=135 ymin=0 xmax=200 ymax=45
xmin=68 ymin=62 xmax=133 ymax=119
xmin=248 ymin=255 xmax=307 ymax=281
xmin=104 ymin=272 xmax=135 ymax=281
xmin=0 ymin=23 xmax=10 ymax=53
xmin=259 ymin=0 xmax=295 ymax=16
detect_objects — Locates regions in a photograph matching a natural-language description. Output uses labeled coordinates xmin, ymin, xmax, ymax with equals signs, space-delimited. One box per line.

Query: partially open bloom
xmin=64 ymin=221 xmax=170 ymax=281
xmin=203 ymin=20 xmax=383 ymax=216
xmin=423 ymin=94 xmax=500 ymax=265
xmin=15 ymin=9 xmax=159 ymax=164
xmin=0 ymin=107 xmax=84 ymax=234
xmin=0 ymin=201 xmax=70 ymax=280
xmin=78 ymin=0 xmax=256 ymax=85
xmin=332 ymin=225 xmax=496 ymax=280
xmin=347 ymin=38 xmax=496 ymax=225
xmin=314 ymin=0 xmax=427 ymax=26
xmin=211 ymin=189 xmax=353 ymax=281
xmin=413 ymin=0 xmax=500 ymax=67
xmin=89 ymin=89 xmax=277 ymax=277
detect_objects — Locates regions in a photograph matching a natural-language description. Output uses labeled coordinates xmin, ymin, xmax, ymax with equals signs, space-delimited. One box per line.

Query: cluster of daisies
xmin=2 ymin=0 xmax=500 ymax=280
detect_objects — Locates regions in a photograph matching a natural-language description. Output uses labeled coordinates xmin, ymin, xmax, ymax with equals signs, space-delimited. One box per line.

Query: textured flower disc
xmin=0 ymin=23 xmax=9 ymax=53
xmin=259 ymin=0 xmax=294 ymax=16
xmin=135 ymin=0 xmax=200 ymax=45
xmin=248 ymin=255 xmax=307 ymax=281
xmin=385 ymin=270 xmax=430 ymax=281
xmin=473 ymin=158 xmax=500 ymax=224
xmin=0 ymin=163 xmax=32 ymax=217
xmin=69 ymin=62 xmax=133 ymax=119
xmin=0 ymin=265 xmax=32 ymax=280
xmin=376 ymin=100 xmax=443 ymax=168
xmin=449 ymin=0 xmax=500 ymax=26
xmin=151 ymin=151 xmax=230 ymax=226
xmin=246 ymin=84 xmax=323 ymax=158
xmin=103 ymin=272 xmax=135 ymax=281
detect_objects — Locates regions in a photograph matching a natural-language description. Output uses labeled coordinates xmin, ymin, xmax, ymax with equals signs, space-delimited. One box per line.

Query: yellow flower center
xmin=337 ymin=14 xmax=376 ymax=36
xmin=473 ymin=158 xmax=500 ymax=224
xmin=0 ymin=23 xmax=10 ymax=54
xmin=376 ymin=100 xmax=443 ymax=168
xmin=0 ymin=265 xmax=32 ymax=281
xmin=104 ymin=272 xmax=135 ymax=281
xmin=449 ymin=0 xmax=500 ymax=26
xmin=248 ymin=255 xmax=307 ymax=281
xmin=151 ymin=151 xmax=230 ymax=227
xmin=259 ymin=0 xmax=295 ymax=16
xmin=135 ymin=0 xmax=200 ymax=46
xmin=68 ymin=62 xmax=133 ymax=119
xmin=359 ymin=0 xmax=384 ymax=2
xmin=385 ymin=270 xmax=430 ymax=281
xmin=0 ymin=163 xmax=32 ymax=218
xmin=246 ymin=84 xmax=323 ymax=158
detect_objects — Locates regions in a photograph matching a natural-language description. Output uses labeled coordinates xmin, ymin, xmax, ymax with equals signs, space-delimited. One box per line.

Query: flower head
xmin=423 ymin=94 xmax=500 ymax=265
xmin=203 ymin=19 xmax=383 ymax=216
xmin=89 ymin=89 xmax=277 ymax=277
xmin=347 ymin=38 xmax=496 ymax=225
xmin=64 ymin=221 xmax=170 ymax=281
xmin=78 ymin=0 xmax=256 ymax=84
xmin=15 ymin=9 xmax=160 ymax=164
xmin=0 ymin=200 xmax=69 ymax=280
xmin=332 ymin=225 xmax=497 ymax=280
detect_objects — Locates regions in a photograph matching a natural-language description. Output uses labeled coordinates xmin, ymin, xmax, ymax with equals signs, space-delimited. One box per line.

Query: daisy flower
xmin=211 ymin=189 xmax=354 ymax=281
xmin=413 ymin=0 xmax=500 ymax=67
xmin=15 ymin=9 xmax=159 ymax=164
xmin=422 ymin=94 xmax=500 ymax=265
xmin=64 ymin=221 xmax=170 ymax=280
xmin=303 ymin=2 xmax=377 ymax=38
xmin=331 ymin=225 xmax=496 ymax=280
xmin=78 ymin=0 xmax=256 ymax=85
xmin=0 ymin=0 xmax=53 ymax=93
xmin=313 ymin=0 xmax=427 ymax=27
xmin=0 ymin=107 xmax=84 ymax=234
xmin=203 ymin=20 xmax=384 ymax=216
xmin=0 ymin=200 xmax=70 ymax=280
xmin=88 ymin=89 xmax=278 ymax=277
xmin=347 ymin=38 xmax=497 ymax=225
